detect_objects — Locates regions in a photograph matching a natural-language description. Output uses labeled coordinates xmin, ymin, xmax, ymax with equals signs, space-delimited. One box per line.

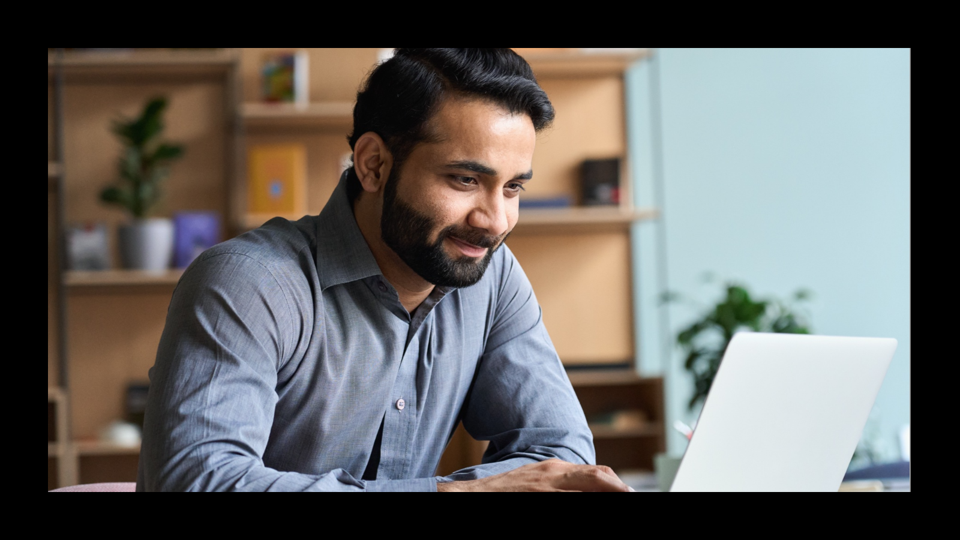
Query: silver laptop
xmin=669 ymin=332 xmax=897 ymax=492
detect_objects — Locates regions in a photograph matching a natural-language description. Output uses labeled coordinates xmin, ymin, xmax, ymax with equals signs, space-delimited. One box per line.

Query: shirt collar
xmin=315 ymin=171 xmax=384 ymax=291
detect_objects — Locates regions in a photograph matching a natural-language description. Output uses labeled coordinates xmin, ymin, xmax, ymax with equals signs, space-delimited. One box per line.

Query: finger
xmin=560 ymin=465 xmax=631 ymax=492
xmin=587 ymin=464 xmax=631 ymax=492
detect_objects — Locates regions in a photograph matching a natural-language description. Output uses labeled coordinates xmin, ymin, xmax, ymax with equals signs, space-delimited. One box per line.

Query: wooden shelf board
xmin=242 ymin=213 xmax=307 ymax=231
xmin=48 ymin=385 xmax=66 ymax=402
xmin=74 ymin=439 xmax=141 ymax=456
xmin=239 ymin=207 xmax=657 ymax=234
xmin=520 ymin=206 xmax=657 ymax=225
xmin=65 ymin=269 xmax=184 ymax=287
xmin=521 ymin=49 xmax=651 ymax=77
xmin=566 ymin=367 xmax=658 ymax=387
xmin=241 ymin=101 xmax=354 ymax=128
xmin=514 ymin=206 xmax=658 ymax=233
xmin=48 ymin=161 xmax=61 ymax=178
xmin=589 ymin=423 xmax=664 ymax=439
xmin=47 ymin=49 xmax=238 ymax=77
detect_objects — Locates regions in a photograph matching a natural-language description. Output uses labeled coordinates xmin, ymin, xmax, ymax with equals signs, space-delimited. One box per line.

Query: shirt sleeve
xmin=438 ymin=246 xmax=596 ymax=482
xmin=136 ymin=250 xmax=438 ymax=492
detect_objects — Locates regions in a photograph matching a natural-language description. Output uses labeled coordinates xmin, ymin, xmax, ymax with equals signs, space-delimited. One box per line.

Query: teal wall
xmin=627 ymin=48 xmax=910 ymax=461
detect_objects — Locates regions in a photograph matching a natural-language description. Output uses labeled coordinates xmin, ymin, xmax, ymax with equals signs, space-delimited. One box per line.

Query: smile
xmin=447 ymin=236 xmax=488 ymax=258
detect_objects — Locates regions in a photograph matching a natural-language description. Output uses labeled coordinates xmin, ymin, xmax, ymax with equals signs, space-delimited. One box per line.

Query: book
xmin=518 ymin=195 xmax=572 ymax=209
xmin=581 ymin=157 xmax=621 ymax=206
xmin=247 ymin=144 xmax=307 ymax=216
xmin=261 ymin=50 xmax=309 ymax=105
xmin=173 ymin=211 xmax=221 ymax=268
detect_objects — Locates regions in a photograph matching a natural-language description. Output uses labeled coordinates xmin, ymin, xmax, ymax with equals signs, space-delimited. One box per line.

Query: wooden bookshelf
xmin=49 ymin=48 xmax=664 ymax=486
xmin=48 ymin=47 xmax=238 ymax=488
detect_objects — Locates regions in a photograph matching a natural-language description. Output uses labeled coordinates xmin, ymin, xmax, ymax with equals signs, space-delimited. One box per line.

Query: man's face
xmin=380 ymin=97 xmax=536 ymax=288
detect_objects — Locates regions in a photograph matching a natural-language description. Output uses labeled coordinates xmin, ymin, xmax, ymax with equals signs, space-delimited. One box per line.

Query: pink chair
xmin=49 ymin=482 xmax=136 ymax=492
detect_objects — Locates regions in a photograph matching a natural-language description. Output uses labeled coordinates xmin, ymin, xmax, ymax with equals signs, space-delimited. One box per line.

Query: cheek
xmin=422 ymin=197 xmax=465 ymax=237
xmin=505 ymin=202 xmax=519 ymax=231
xmin=429 ymin=191 xmax=471 ymax=224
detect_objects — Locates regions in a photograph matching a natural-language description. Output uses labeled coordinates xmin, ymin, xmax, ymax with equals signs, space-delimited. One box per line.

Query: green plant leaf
xmin=151 ymin=143 xmax=184 ymax=162
xmin=100 ymin=186 xmax=132 ymax=213
xmin=714 ymin=302 xmax=738 ymax=339
xmin=102 ymin=96 xmax=183 ymax=218
xmin=111 ymin=97 xmax=167 ymax=148
xmin=676 ymin=276 xmax=815 ymax=411
xmin=684 ymin=348 xmax=703 ymax=370
xmin=118 ymin=147 xmax=142 ymax=183
xmin=659 ymin=290 xmax=682 ymax=305
xmin=677 ymin=320 xmax=710 ymax=346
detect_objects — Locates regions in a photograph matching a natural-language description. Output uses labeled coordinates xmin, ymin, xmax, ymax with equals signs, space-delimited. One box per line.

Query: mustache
xmin=439 ymin=225 xmax=507 ymax=249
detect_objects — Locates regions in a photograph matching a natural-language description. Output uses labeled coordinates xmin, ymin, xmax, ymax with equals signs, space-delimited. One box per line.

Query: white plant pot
xmin=118 ymin=218 xmax=174 ymax=271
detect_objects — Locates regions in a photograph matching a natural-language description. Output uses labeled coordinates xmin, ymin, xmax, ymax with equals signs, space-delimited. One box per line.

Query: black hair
xmin=345 ymin=48 xmax=555 ymax=201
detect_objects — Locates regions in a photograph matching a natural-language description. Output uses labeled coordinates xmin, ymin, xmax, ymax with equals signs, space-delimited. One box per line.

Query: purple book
xmin=173 ymin=211 xmax=221 ymax=269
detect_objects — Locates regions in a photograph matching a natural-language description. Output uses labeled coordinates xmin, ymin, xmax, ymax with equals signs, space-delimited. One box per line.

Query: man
xmin=137 ymin=48 xmax=631 ymax=492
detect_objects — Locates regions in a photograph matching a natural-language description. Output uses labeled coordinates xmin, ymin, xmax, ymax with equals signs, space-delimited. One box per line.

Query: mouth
xmin=447 ymin=235 xmax=489 ymax=258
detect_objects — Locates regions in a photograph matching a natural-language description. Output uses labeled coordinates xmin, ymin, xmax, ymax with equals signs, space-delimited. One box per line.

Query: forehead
xmin=415 ymin=96 xmax=536 ymax=168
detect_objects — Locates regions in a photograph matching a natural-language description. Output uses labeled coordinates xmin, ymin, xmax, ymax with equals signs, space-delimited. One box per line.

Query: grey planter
xmin=118 ymin=218 xmax=173 ymax=271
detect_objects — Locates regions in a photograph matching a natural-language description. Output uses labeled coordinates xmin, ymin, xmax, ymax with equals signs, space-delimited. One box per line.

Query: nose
xmin=467 ymin=190 xmax=510 ymax=238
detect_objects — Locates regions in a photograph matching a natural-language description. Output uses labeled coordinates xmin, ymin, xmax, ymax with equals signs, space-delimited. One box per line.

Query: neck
xmin=353 ymin=193 xmax=435 ymax=313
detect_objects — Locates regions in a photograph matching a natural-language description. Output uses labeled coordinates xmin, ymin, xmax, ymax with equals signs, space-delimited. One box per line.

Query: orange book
xmin=247 ymin=144 xmax=307 ymax=216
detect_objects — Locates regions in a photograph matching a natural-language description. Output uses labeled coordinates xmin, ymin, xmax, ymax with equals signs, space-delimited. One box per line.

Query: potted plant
xmin=100 ymin=96 xmax=184 ymax=271
xmin=662 ymin=275 xmax=813 ymax=411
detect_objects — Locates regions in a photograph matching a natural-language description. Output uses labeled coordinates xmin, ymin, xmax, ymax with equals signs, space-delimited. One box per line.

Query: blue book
xmin=519 ymin=195 xmax=572 ymax=209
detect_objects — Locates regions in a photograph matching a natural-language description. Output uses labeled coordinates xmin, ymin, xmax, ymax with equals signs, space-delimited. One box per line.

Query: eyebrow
xmin=447 ymin=160 xmax=534 ymax=181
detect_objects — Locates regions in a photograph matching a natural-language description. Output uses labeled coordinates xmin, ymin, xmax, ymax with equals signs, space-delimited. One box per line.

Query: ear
xmin=352 ymin=132 xmax=393 ymax=194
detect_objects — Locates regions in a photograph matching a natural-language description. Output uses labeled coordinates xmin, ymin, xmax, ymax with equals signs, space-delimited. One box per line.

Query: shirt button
xmin=378 ymin=282 xmax=388 ymax=293
xmin=396 ymin=398 xmax=405 ymax=411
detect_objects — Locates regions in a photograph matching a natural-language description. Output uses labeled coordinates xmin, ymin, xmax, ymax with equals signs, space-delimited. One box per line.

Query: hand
xmin=437 ymin=459 xmax=634 ymax=492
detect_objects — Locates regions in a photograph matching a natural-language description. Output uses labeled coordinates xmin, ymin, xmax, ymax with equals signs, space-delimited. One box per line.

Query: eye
xmin=505 ymin=182 xmax=526 ymax=194
xmin=452 ymin=175 xmax=477 ymax=187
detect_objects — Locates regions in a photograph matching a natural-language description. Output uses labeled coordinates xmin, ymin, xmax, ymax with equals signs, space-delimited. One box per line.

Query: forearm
xmin=437 ymin=456 xmax=540 ymax=483
xmin=437 ymin=438 xmax=592 ymax=484
xmin=140 ymin=448 xmax=438 ymax=492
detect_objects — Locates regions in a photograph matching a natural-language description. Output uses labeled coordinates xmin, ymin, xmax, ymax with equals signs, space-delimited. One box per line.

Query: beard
xmin=380 ymin=168 xmax=508 ymax=288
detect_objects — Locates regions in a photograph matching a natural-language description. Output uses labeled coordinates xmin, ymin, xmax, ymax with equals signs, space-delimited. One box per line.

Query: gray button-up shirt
xmin=137 ymin=174 xmax=595 ymax=491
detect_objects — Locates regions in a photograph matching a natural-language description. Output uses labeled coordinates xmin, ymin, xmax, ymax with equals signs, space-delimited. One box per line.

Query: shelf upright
xmin=49 ymin=48 xmax=78 ymax=488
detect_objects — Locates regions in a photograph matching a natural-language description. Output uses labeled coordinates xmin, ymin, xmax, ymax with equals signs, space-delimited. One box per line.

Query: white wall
xmin=628 ymin=48 xmax=910 ymax=461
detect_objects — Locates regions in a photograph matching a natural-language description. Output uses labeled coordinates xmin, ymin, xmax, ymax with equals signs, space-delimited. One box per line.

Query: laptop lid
xmin=669 ymin=332 xmax=897 ymax=492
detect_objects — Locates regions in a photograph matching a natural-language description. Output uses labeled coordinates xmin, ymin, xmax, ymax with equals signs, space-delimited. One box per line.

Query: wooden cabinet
xmin=568 ymin=370 xmax=665 ymax=471
xmin=47 ymin=48 xmax=664 ymax=488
